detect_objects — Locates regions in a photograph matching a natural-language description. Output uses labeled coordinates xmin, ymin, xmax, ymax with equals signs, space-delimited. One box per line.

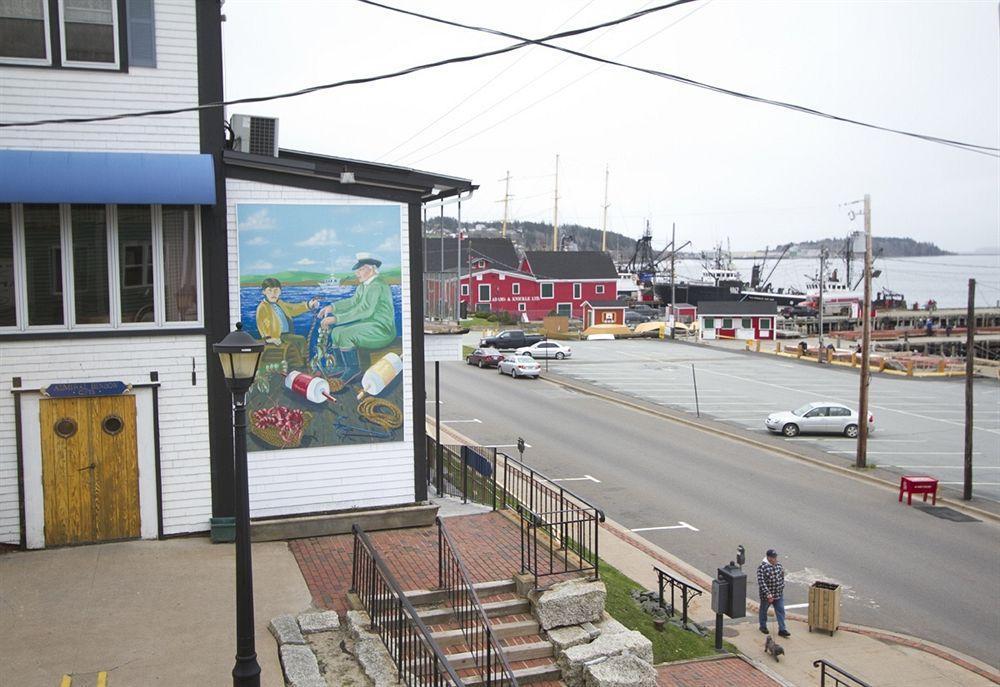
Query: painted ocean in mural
xmin=237 ymin=203 xmax=406 ymax=452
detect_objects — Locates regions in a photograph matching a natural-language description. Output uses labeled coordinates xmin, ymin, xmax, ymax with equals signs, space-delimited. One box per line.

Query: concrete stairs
xmin=404 ymin=580 xmax=564 ymax=686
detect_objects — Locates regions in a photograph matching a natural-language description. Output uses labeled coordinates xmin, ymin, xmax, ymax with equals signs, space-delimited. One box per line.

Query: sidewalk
xmin=598 ymin=518 xmax=1000 ymax=687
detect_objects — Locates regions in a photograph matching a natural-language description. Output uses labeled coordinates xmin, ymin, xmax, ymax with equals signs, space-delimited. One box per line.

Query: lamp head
xmin=214 ymin=322 xmax=264 ymax=393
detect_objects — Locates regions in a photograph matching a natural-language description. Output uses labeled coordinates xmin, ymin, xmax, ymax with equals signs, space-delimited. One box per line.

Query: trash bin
xmin=808 ymin=581 xmax=841 ymax=635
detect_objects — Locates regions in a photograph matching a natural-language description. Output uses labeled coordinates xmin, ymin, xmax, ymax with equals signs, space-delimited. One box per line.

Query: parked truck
xmin=478 ymin=329 xmax=545 ymax=350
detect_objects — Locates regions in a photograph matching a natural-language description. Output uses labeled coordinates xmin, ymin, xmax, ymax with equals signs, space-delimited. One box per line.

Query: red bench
xmin=899 ymin=475 xmax=939 ymax=506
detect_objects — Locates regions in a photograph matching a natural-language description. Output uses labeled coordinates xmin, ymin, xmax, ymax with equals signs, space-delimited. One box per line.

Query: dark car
xmin=466 ymin=347 xmax=504 ymax=368
xmin=781 ymin=304 xmax=818 ymax=318
xmin=629 ymin=304 xmax=660 ymax=318
xmin=624 ymin=311 xmax=650 ymax=325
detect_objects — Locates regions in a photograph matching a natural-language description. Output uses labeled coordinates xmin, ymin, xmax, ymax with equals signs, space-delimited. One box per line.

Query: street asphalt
xmin=427 ymin=337 xmax=1000 ymax=665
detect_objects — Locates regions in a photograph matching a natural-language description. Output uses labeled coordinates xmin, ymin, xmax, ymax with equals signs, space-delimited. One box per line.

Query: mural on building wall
xmin=237 ymin=204 xmax=405 ymax=451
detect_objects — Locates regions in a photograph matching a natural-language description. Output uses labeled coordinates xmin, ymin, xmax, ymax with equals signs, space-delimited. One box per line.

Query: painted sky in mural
xmin=237 ymin=203 xmax=405 ymax=452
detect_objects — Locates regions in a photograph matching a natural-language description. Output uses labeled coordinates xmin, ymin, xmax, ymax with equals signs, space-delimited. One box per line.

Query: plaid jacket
xmin=756 ymin=560 xmax=785 ymax=600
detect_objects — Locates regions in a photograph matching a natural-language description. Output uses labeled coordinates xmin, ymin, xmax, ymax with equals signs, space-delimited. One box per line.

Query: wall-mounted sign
xmin=42 ymin=381 xmax=131 ymax=398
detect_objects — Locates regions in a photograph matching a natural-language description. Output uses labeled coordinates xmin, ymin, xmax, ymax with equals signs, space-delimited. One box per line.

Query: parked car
xmin=780 ymin=304 xmax=819 ymax=318
xmin=515 ymin=340 xmax=572 ymax=359
xmin=466 ymin=347 xmax=504 ymax=368
xmin=630 ymin=304 xmax=660 ymax=318
xmin=765 ymin=402 xmax=874 ymax=438
xmin=479 ymin=329 xmax=545 ymax=350
xmin=497 ymin=355 xmax=541 ymax=379
xmin=624 ymin=311 xmax=650 ymax=325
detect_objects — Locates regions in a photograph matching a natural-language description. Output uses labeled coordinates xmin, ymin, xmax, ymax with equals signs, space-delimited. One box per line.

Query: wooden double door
xmin=40 ymin=395 xmax=140 ymax=546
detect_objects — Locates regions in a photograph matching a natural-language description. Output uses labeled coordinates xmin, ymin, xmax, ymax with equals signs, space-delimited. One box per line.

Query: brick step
xmin=404 ymin=579 xmax=516 ymax=606
xmin=417 ymin=598 xmax=530 ymax=623
xmin=445 ymin=640 xmax=552 ymax=671
xmin=462 ymin=663 xmax=563 ymax=686
xmin=431 ymin=619 xmax=540 ymax=648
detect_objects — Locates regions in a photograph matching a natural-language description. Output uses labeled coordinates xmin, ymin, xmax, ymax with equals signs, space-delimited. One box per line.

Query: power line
xmin=376 ymin=0 xmax=598 ymax=161
xmin=0 ymin=1 xmax=691 ymax=130
xmin=360 ymin=0 xmax=1000 ymax=158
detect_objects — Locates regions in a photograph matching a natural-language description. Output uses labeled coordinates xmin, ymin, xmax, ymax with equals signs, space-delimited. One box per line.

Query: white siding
xmin=226 ymin=179 xmax=417 ymax=517
xmin=0 ymin=334 xmax=212 ymax=544
xmin=0 ymin=0 xmax=200 ymax=153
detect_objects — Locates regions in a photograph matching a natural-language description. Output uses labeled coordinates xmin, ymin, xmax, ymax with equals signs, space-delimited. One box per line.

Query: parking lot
xmin=516 ymin=337 xmax=1000 ymax=503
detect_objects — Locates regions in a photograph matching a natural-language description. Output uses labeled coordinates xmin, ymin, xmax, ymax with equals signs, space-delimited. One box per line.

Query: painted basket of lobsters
xmin=250 ymin=406 xmax=313 ymax=449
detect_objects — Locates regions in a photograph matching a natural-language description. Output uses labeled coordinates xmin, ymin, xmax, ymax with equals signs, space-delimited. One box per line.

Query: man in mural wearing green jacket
xmin=318 ymin=252 xmax=396 ymax=381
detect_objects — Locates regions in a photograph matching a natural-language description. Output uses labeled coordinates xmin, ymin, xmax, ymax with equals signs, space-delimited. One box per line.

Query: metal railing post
xmin=462 ymin=445 xmax=468 ymax=504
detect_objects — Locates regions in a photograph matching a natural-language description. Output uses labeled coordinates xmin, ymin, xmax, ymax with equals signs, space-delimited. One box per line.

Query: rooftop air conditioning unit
xmin=230 ymin=114 xmax=279 ymax=156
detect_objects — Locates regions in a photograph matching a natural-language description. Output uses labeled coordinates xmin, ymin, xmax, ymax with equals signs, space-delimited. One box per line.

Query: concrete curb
xmin=539 ymin=371 xmax=1000 ymax=524
xmin=602 ymin=518 xmax=1000 ymax=684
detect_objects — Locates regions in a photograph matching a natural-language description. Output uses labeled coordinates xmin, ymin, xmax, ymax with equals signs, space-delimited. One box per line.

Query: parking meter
xmin=517 ymin=437 xmax=525 ymax=462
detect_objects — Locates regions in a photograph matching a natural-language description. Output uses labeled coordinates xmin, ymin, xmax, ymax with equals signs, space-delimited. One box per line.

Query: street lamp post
xmin=214 ymin=322 xmax=265 ymax=687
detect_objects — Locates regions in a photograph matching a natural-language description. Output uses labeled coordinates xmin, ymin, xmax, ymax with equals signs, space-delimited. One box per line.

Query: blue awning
xmin=0 ymin=150 xmax=216 ymax=204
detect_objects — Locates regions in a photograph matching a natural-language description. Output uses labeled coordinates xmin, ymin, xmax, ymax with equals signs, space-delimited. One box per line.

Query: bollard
xmin=776 ymin=342 xmax=782 ymax=353
xmin=851 ymin=352 xmax=858 ymax=367
xmin=755 ymin=339 xmax=761 ymax=352
xmin=906 ymin=360 xmax=914 ymax=376
xmin=878 ymin=358 xmax=887 ymax=372
xmin=826 ymin=348 xmax=833 ymax=363
xmin=938 ymin=359 xmax=946 ymax=373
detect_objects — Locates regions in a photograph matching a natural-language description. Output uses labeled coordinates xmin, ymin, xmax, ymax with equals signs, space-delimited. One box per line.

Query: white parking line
xmin=441 ymin=419 xmax=482 ymax=424
xmin=890 ymin=465 xmax=1000 ymax=469
xmin=486 ymin=443 xmax=533 ymax=449
xmin=631 ymin=522 xmax=699 ymax=532
xmin=939 ymin=482 xmax=1000 ymax=486
xmin=784 ymin=603 xmax=809 ymax=610
xmin=552 ymin=475 xmax=602 ymax=483
xmin=830 ymin=451 xmax=982 ymax=455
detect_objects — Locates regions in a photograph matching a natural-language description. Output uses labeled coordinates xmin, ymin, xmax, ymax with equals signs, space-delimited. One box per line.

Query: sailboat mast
xmin=553 ymin=154 xmax=560 ymax=251
xmin=601 ymin=164 xmax=609 ymax=253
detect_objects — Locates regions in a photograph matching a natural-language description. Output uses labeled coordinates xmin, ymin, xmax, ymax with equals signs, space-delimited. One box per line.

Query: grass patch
xmin=600 ymin=560 xmax=728 ymax=663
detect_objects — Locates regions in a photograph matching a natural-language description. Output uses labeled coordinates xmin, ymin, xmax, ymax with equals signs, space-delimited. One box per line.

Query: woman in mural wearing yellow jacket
xmin=317 ymin=253 xmax=396 ymax=382
xmin=255 ymin=278 xmax=319 ymax=360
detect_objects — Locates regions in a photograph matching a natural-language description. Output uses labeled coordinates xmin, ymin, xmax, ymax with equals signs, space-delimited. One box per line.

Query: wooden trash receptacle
xmin=808 ymin=581 xmax=841 ymax=635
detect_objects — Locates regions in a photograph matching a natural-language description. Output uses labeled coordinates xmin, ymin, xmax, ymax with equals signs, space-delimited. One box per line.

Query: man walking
xmin=757 ymin=548 xmax=790 ymax=638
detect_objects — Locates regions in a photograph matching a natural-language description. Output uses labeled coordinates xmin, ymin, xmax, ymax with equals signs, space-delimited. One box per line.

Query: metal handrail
xmin=497 ymin=451 xmax=606 ymax=519
xmin=653 ymin=565 xmax=703 ymax=628
xmin=436 ymin=517 xmax=518 ymax=687
xmin=351 ymin=525 xmax=464 ymax=687
xmin=813 ymin=659 xmax=873 ymax=687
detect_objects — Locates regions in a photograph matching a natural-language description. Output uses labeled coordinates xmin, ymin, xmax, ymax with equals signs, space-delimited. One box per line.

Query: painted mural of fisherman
xmin=317 ymin=252 xmax=396 ymax=382
xmin=255 ymin=277 xmax=319 ymax=364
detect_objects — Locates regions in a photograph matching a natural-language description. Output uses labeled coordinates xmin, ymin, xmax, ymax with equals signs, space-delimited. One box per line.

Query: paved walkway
xmin=657 ymin=655 xmax=784 ymax=686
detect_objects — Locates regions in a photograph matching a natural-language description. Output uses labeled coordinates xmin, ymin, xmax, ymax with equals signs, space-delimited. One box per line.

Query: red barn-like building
xmin=460 ymin=250 xmax=619 ymax=321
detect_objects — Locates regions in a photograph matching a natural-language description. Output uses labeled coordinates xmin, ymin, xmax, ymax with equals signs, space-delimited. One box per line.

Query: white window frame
xmin=759 ymin=317 xmax=772 ymax=330
xmin=478 ymin=283 xmax=490 ymax=303
xmin=573 ymin=282 xmax=582 ymax=299
xmin=512 ymin=283 xmax=520 ymax=295
xmin=461 ymin=283 xmax=469 ymax=296
xmin=722 ymin=318 xmax=733 ymax=329
xmin=1 ymin=203 xmax=203 ymax=333
xmin=556 ymin=302 xmax=572 ymax=316
xmin=540 ymin=281 xmax=554 ymax=299
xmin=0 ymin=0 xmax=53 ymax=66
xmin=517 ymin=302 xmax=526 ymax=312
xmin=595 ymin=284 xmax=604 ymax=294
xmin=58 ymin=0 xmax=120 ymax=70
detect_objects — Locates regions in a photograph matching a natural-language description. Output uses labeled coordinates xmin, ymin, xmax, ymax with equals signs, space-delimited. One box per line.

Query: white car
xmin=498 ymin=355 xmax=542 ymax=379
xmin=515 ymin=340 xmax=572 ymax=359
xmin=765 ymin=402 xmax=874 ymax=438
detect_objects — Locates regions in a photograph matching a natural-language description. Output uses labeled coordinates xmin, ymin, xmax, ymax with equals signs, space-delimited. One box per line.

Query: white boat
xmin=320 ymin=275 xmax=340 ymax=288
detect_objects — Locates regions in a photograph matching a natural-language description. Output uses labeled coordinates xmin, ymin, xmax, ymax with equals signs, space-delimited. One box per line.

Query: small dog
xmin=765 ymin=635 xmax=785 ymax=662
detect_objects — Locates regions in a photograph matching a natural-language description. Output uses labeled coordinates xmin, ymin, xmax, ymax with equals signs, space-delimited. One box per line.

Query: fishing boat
xmin=319 ymin=275 xmax=340 ymax=288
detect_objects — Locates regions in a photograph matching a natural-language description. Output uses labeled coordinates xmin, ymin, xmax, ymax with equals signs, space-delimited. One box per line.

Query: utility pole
xmin=856 ymin=194 xmax=872 ymax=469
xmin=553 ymin=154 xmax=560 ymax=251
xmin=456 ymin=199 xmax=462 ymax=324
xmin=670 ymin=223 xmax=677 ymax=340
xmin=964 ymin=278 xmax=976 ymax=499
xmin=499 ymin=171 xmax=511 ymax=238
xmin=601 ymin=164 xmax=610 ymax=253
xmin=818 ymin=248 xmax=827 ymax=360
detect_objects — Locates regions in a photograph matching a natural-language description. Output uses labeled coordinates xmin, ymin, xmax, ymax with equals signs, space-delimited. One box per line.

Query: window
xmin=741 ymin=318 xmax=752 ymax=329
xmin=461 ymin=283 xmax=469 ymax=296
xmin=759 ymin=317 xmax=772 ymax=330
xmin=540 ymin=282 xmax=553 ymax=299
xmin=511 ymin=283 xmax=520 ymax=295
xmin=60 ymin=0 xmax=118 ymax=66
xmin=0 ymin=205 xmax=16 ymax=326
xmin=703 ymin=317 xmax=715 ymax=329
xmin=517 ymin=302 xmax=525 ymax=312
xmin=805 ymin=407 xmax=829 ymax=418
xmin=573 ymin=283 xmax=581 ymax=299
xmin=556 ymin=303 xmax=571 ymax=316
xmin=0 ymin=0 xmax=153 ymax=70
xmin=830 ymin=407 xmax=851 ymax=417
xmin=595 ymin=284 xmax=604 ymax=294
xmin=722 ymin=318 xmax=733 ymax=329
xmin=0 ymin=0 xmax=51 ymax=63
xmin=0 ymin=203 xmax=201 ymax=332
xmin=478 ymin=283 xmax=490 ymax=302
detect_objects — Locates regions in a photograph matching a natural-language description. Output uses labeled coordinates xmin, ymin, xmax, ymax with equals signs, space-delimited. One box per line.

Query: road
xmin=426 ymin=346 xmax=1000 ymax=665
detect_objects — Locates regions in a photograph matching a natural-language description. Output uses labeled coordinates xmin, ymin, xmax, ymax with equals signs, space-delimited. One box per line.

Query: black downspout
xmin=409 ymin=201 xmax=428 ymax=503
xmin=196 ymin=0 xmax=236 ymax=533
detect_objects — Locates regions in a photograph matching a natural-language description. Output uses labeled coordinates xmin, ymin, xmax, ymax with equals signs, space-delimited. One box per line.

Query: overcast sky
xmin=222 ymin=1 xmax=999 ymax=252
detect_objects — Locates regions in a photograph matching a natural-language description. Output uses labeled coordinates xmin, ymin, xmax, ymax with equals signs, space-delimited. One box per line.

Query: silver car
xmin=498 ymin=355 xmax=542 ymax=379
xmin=765 ymin=402 xmax=874 ymax=438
